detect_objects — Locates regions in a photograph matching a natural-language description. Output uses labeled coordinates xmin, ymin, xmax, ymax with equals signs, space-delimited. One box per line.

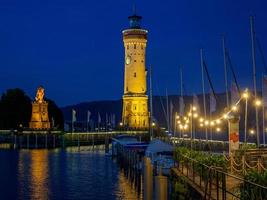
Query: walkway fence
xmin=174 ymin=154 xmax=267 ymax=200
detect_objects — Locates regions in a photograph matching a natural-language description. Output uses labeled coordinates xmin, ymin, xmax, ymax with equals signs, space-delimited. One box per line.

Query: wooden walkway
xmin=172 ymin=164 xmax=242 ymax=200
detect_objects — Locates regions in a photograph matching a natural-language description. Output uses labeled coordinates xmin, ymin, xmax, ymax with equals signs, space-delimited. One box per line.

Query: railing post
xmin=216 ymin=171 xmax=219 ymax=200
xmin=242 ymin=155 xmax=245 ymax=175
xmin=222 ymin=172 xmax=226 ymax=200
xmin=193 ymin=161 xmax=195 ymax=183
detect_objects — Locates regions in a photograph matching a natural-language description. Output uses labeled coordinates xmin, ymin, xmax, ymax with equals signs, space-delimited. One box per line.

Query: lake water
xmin=0 ymin=147 xmax=142 ymax=200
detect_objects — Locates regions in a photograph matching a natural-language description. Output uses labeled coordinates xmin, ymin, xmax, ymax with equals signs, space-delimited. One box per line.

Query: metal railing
xmin=175 ymin=154 xmax=267 ymax=200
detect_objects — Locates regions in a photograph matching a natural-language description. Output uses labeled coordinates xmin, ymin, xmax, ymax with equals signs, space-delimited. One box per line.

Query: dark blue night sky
xmin=0 ymin=0 xmax=266 ymax=106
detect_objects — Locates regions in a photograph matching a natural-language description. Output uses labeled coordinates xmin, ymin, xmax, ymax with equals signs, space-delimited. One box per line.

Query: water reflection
xmin=117 ymin=169 xmax=143 ymax=200
xmin=18 ymin=150 xmax=49 ymax=200
xmin=1 ymin=147 xmax=145 ymax=200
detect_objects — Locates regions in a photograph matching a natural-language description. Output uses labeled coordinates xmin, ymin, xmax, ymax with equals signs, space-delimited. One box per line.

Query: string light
xmin=216 ymin=119 xmax=221 ymax=124
xmin=216 ymin=127 xmax=221 ymax=132
xmin=242 ymin=91 xmax=249 ymax=99
xmin=249 ymin=129 xmax=255 ymax=135
xmin=232 ymin=105 xmax=238 ymax=111
xmin=255 ymin=99 xmax=262 ymax=107
xmin=174 ymin=90 xmax=261 ymax=134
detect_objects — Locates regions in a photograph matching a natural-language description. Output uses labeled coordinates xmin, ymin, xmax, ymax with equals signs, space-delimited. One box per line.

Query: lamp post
xmin=242 ymin=89 xmax=249 ymax=143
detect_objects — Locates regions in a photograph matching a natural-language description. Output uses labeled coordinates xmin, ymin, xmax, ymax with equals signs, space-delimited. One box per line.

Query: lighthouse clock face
xmin=126 ymin=55 xmax=131 ymax=65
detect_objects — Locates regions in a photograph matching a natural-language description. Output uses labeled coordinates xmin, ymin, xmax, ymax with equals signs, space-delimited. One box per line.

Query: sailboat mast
xmin=180 ymin=66 xmax=183 ymax=97
xmin=179 ymin=66 xmax=183 ymax=138
xmin=200 ymin=49 xmax=208 ymax=141
xmin=250 ymin=16 xmax=260 ymax=147
xmin=149 ymin=66 xmax=153 ymax=140
xmin=222 ymin=35 xmax=230 ymax=108
xmin=166 ymin=89 xmax=170 ymax=134
xmin=262 ymin=75 xmax=266 ymax=145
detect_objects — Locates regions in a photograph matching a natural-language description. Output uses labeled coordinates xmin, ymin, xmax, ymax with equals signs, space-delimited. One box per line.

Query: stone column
xmin=228 ymin=116 xmax=240 ymax=156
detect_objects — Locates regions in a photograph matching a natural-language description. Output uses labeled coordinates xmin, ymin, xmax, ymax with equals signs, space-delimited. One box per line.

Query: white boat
xmin=145 ymin=139 xmax=174 ymax=175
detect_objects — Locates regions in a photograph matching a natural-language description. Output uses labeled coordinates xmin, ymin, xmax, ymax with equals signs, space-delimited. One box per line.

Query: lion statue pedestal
xmin=29 ymin=86 xmax=50 ymax=130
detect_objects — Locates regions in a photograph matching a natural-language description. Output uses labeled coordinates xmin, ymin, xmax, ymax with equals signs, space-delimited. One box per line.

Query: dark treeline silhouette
xmin=0 ymin=88 xmax=64 ymax=130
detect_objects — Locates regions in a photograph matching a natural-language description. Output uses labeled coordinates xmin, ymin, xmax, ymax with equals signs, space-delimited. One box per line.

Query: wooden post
xmin=155 ymin=175 xmax=167 ymax=200
xmin=144 ymin=157 xmax=153 ymax=200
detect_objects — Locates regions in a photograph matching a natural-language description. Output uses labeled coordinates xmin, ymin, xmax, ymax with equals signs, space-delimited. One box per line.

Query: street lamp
xmin=255 ymin=99 xmax=262 ymax=107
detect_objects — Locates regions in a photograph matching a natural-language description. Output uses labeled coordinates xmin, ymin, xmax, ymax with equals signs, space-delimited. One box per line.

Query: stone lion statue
xmin=35 ymin=86 xmax=45 ymax=103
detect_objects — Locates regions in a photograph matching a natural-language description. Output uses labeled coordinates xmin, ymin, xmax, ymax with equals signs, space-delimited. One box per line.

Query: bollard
xmin=144 ymin=157 xmax=153 ymax=200
xmin=155 ymin=175 xmax=167 ymax=200
xmin=105 ymin=137 xmax=109 ymax=154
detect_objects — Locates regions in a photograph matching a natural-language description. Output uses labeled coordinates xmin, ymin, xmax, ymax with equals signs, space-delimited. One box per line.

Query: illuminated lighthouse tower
xmin=122 ymin=13 xmax=149 ymax=129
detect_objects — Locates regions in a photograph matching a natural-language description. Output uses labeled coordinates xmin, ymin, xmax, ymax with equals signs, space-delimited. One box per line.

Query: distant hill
xmin=61 ymin=93 xmax=228 ymax=128
xmin=61 ymin=92 xmax=267 ymax=143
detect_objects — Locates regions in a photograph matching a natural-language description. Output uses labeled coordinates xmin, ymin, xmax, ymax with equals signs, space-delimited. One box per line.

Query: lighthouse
xmin=122 ymin=12 xmax=149 ymax=129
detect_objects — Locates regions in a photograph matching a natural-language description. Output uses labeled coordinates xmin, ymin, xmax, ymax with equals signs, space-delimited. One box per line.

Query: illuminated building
xmin=122 ymin=12 xmax=149 ymax=129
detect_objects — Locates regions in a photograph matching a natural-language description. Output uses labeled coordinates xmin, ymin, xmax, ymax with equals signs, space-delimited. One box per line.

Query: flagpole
xmin=180 ymin=66 xmax=183 ymax=138
xmin=244 ymin=89 xmax=248 ymax=143
xmin=190 ymin=104 xmax=193 ymax=150
xmin=201 ymin=49 xmax=208 ymax=141
xmin=222 ymin=35 xmax=230 ymax=108
xmin=87 ymin=111 xmax=89 ymax=133
xmin=149 ymin=66 xmax=153 ymax=140
xmin=98 ymin=113 xmax=100 ymax=132
xmin=166 ymin=89 xmax=170 ymax=135
xmin=250 ymin=16 xmax=260 ymax=147
xmin=174 ymin=112 xmax=177 ymax=137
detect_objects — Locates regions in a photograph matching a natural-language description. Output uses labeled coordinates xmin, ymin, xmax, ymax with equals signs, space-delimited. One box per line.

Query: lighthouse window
xmin=141 ymin=60 xmax=144 ymax=63
xmin=134 ymin=44 xmax=136 ymax=49
xmin=134 ymin=60 xmax=136 ymax=62
xmin=127 ymin=45 xmax=129 ymax=49
xmin=126 ymin=87 xmax=128 ymax=91
xmin=141 ymin=45 xmax=143 ymax=49
xmin=134 ymin=72 xmax=136 ymax=77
